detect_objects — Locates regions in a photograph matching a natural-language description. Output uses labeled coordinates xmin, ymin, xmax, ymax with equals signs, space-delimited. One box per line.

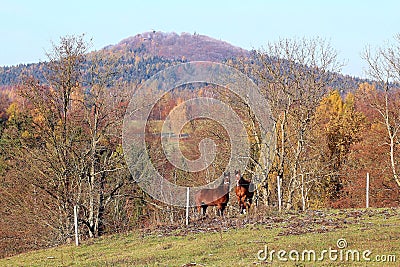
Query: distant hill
xmin=0 ymin=31 xmax=369 ymax=92
xmin=0 ymin=32 xmax=249 ymax=86
xmin=104 ymin=31 xmax=249 ymax=62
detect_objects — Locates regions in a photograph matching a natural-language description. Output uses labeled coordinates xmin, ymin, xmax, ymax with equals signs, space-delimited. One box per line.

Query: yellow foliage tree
xmin=314 ymin=90 xmax=365 ymax=202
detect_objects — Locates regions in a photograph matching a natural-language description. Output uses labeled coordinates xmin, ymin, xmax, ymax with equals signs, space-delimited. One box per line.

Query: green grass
xmin=1 ymin=209 xmax=399 ymax=266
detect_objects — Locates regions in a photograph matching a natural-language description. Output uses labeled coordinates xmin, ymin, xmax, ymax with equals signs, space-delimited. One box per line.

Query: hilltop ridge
xmin=104 ymin=31 xmax=249 ymax=62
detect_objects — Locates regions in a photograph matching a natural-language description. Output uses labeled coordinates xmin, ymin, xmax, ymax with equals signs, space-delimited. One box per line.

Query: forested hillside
xmin=0 ymin=32 xmax=368 ymax=91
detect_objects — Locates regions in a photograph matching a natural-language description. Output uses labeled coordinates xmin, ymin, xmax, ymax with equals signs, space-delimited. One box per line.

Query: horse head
xmin=235 ymin=170 xmax=241 ymax=185
xmin=223 ymin=171 xmax=231 ymax=185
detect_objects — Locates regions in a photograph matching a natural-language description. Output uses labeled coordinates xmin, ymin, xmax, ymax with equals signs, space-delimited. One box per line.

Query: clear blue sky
xmin=1 ymin=0 xmax=399 ymax=78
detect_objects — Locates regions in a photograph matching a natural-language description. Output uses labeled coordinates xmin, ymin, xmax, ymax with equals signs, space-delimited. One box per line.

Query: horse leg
xmin=197 ymin=205 xmax=202 ymax=215
xmin=202 ymin=205 xmax=207 ymax=217
xmin=244 ymin=200 xmax=250 ymax=215
xmin=246 ymin=198 xmax=253 ymax=214
xmin=196 ymin=202 xmax=203 ymax=219
xmin=237 ymin=197 xmax=243 ymax=214
xmin=216 ymin=204 xmax=222 ymax=217
xmin=218 ymin=204 xmax=226 ymax=217
xmin=241 ymin=196 xmax=247 ymax=214
xmin=239 ymin=202 xmax=244 ymax=214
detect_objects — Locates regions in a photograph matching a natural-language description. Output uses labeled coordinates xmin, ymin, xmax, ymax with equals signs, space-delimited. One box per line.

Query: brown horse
xmin=235 ymin=170 xmax=254 ymax=214
xmin=195 ymin=172 xmax=230 ymax=217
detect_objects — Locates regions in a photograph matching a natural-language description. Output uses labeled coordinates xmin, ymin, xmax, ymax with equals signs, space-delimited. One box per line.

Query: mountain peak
xmin=104 ymin=31 xmax=249 ymax=62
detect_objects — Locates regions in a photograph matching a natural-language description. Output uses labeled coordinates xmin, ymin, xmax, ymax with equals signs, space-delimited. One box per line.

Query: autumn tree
xmin=314 ymin=90 xmax=365 ymax=206
xmin=338 ymin=83 xmax=400 ymax=208
xmin=246 ymin=37 xmax=343 ymax=210
xmin=7 ymin=34 xmax=131 ymax=243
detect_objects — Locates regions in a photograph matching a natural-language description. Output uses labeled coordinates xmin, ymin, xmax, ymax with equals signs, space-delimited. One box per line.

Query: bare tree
xmin=363 ymin=34 xmax=400 ymax=188
xmin=76 ymin=52 xmax=130 ymax=237
xmin=15 ymin=35 xmax=90 ymax=241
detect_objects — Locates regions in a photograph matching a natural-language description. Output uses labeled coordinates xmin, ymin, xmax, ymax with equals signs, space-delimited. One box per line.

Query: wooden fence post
xmin=74 ymin=205 xmax=79 ymax=246
xmin=185 ymin=187 xmax=190 ymax=225
xmin=277 ymin=176 xmax=282 ymax=212
xmin=366 ymin=173 xmax=370 ymax=208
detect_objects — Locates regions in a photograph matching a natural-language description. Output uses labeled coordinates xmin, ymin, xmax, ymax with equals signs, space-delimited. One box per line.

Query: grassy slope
xmin=1 ymin=209 xmax=399 ymax=267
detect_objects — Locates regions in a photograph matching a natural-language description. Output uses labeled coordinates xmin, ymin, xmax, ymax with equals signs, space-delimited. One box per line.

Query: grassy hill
xmin=1 ymin=208 xmax=398 ymax=266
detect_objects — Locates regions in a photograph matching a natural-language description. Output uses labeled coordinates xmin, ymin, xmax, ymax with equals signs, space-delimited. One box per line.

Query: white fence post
xmin=277 ymin=176 xmax=282 ymax=212
xmin=185 ymin=187 xmax=190 ymax=225
xmin=366 ymin=173 xmax=370 ymax=208
xmin=300 ymin=174 xmax=306 ymax=212
xmin=74 ymin=205 xmax=79 ymax=246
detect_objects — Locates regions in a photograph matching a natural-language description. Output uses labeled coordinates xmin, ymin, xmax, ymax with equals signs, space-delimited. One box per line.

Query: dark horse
xmin=195 ymin=172 xmax=230 ymax=217
xmin=235 ymin=170 xmax=254 ymax=214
